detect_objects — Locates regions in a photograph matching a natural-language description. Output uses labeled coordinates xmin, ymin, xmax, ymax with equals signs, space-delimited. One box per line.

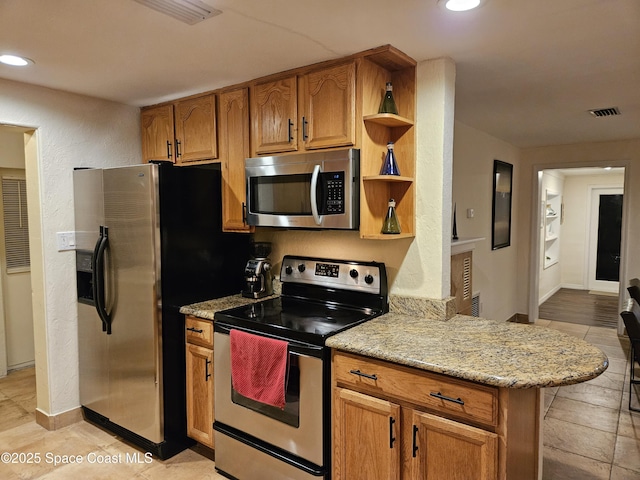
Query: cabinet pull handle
xmin=412 ymin=425 xmax=419 ymax=457
xmin=349 ymin=369 xmax=377 ymax=381
xmin=186 ymin=327 xmax=204 ymax=334
xmin=176 ymin=139 xmax=182 ymax=158
xmin=288 ymin=119 xmax=294 ymax=142
xmin=166 ymin=141 xmax=172 ymax=159
xmin=302 ymin=116 xmax=309 ymax=140
xmin=389 ymin=417 xmax=396 ymax=448
xmin=430 ymin=392 xmax=465 ymax=405
xmin=242 ymin=202 xmax=247 ymax=224
xmin=205 ymin=358 xmax=211 ymax=381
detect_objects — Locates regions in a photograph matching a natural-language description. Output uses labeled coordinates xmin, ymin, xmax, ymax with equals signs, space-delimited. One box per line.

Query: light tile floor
xmin=1 ymin=320 xmax=639 ymax=479
xmin=538 ymin=319 xmax=640 ymax=479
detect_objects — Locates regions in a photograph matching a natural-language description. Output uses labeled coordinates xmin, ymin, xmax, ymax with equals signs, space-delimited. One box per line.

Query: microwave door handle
xmin=310 ymin=164 xmax=323 ymax=225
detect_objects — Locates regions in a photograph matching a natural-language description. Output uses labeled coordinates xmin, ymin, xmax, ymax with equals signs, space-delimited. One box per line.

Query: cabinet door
xmin=219 ymin=88 xmax=252 ymax=232
xmin=409 ymin=410 xmax=497 ymax=480
xmin=186 ymin=343 xmax=214 ymax=448
xmin=333 ymin=387 xmax=401 ymax=480
xmin=174 ymin=93 xmax=217 ymax=164
xmin=302 ymin=62 xmax=355 ymax=150
xmin=251 ymin=76 xmax=298 ymax=155
xmin=141 ymin=104 xmax=174 ymax=163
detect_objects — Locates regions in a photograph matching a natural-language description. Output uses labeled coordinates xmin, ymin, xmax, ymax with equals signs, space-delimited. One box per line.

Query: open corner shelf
xmin=363 ymin=113 xmax=414 ymax=128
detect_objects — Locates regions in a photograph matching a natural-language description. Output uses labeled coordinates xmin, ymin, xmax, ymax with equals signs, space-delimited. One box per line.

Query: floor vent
xmin=588 ymin=107 xmax=621 ymax=118
xmin=471 ymin=292 xmax=480 ymax=317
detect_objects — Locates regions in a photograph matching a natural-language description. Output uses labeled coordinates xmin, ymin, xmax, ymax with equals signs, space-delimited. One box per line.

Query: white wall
xmin=560 ymin=172 xmax=624 ymax=288
xmin=451 ymin=122 xmax=521 ymax=321
xmin=0 ymin=78 xmax=141 ymax=416
xmin=538 ymin=170 xmax=564 ymax=303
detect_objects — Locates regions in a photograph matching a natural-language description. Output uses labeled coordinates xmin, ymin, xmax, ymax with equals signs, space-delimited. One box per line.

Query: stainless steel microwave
xmin=245 ymin=149 xmax=359 ymax=229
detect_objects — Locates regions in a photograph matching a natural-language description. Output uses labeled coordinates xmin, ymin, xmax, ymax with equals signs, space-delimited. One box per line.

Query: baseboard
xmin=508 ymin=313 xmax=530 ymax=324
xmin=538 ymin=285 xmax=562 ymax=305
xmin=35 ymin=406 xmax=83 ymax=431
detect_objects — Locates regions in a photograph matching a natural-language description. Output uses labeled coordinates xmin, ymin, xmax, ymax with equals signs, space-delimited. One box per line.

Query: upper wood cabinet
xmin=141 ymin=93 xmax=218 ymax=165
xmin=251 ymin=76 xmax=298 ymax=155
xmin=219 ymin=88 xmax=253 ymax=232
xmin=141 ymin=104 xmax=175 ymax=162
xmin=174 ymin=94 xmax=217 ymax=164
xmin=301 ymin=62 xmax=356 ymax=150
xmin=140 ymin=45 xmax=418 ymax=239
xmin=250 ymin=62 xmax=356 ymax=156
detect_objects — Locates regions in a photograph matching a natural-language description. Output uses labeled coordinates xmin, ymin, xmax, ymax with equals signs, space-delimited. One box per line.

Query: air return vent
xmin=134 ymin=0 xmax=222 ymax=25
xmin=588 ymin=107 xmax=621 ymax=118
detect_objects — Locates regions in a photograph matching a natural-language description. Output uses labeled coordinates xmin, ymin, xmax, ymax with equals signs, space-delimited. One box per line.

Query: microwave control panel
xmin=318 ymin=171 xmax=345 ymax=215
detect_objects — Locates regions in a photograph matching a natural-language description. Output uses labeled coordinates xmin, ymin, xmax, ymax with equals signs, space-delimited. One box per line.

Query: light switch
xmin=56 ymin=231 xmax=76 ymax=251
xmin=467 ymin=208 xmax=475 ymax=218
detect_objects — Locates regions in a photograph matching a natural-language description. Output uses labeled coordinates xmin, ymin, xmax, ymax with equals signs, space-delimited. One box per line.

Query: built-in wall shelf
xmin=543 ymin=191 xmax=561 ymax=269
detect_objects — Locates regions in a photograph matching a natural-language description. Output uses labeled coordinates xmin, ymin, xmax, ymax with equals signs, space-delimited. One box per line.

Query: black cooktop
xmin=214 ymin=296 xmax=381 ymax=346
xmin=215 ymin=255 xmax=388 ymax=346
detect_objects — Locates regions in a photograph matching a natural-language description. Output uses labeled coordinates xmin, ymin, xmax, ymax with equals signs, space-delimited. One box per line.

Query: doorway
xmin=529 ymin=165 xmax=628 ymax=333
xmin=588 ymin=187 xmax=623 ymax=293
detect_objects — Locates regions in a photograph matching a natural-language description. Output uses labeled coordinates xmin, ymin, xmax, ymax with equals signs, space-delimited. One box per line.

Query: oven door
xmin=214 ymin=325 xmax=325 ymax=466
xmin=245 ymin=149 xmax=359 ymax=229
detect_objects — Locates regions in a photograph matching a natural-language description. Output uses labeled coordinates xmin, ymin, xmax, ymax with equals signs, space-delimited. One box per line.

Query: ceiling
xmin=0 ymin=0 xmax=638 ymax=148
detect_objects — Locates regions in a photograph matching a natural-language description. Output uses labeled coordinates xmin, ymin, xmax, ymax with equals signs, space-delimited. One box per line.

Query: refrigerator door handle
xmin=91 ymin=228 xmax=107 ymax=333
xmin=94 ymin=226 xmax=113 ymax=334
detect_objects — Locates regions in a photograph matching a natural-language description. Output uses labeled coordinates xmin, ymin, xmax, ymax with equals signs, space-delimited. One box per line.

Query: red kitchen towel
xmin=230 ymin=329 xmax=288 ymax=409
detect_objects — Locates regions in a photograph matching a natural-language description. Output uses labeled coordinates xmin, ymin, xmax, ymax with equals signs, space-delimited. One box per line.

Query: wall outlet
xmin=56 ymin=231 xmax=76 ymax=251
xmin=467 ymin=208 xmax=475 ymax=218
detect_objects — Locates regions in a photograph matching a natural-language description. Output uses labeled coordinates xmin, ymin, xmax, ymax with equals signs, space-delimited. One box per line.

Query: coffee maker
xmin=241 ymin=242 xmax=274 ymax=299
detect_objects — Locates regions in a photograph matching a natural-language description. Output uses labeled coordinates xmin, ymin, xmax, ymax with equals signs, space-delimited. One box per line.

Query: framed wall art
xmin=491 ymin=160 xmax=513 ymax=250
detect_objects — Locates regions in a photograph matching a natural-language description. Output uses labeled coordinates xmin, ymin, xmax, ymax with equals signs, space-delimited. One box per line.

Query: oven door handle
xmin=310 ymin=164 xmax=323 ymax=225
xmin=214 ymin=324 xmax=324 ymax=358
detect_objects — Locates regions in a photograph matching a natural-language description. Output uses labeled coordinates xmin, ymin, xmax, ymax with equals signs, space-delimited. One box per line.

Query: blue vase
xmin=381 ymin=142 xmax=401 ymax=176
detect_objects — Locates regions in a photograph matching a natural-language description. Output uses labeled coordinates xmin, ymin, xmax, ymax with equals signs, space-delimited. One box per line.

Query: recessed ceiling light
xmin=439 ymin=0 xmax=482 ymax=11
xmin=0 ymin=54 xmax=34 ymax=67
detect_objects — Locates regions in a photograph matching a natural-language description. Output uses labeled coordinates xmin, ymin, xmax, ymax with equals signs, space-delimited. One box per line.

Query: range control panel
xmin=280 ymin=255 xmax=386 ymax=294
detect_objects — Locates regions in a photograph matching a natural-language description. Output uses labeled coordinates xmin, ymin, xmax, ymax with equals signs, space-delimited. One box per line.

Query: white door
xmin=587 ymin=187 xmax=623 ymax=293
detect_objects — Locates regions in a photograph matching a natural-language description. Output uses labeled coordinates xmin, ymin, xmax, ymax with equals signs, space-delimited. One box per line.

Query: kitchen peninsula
xmin=181 ymin=294 xmax=607 ymax=480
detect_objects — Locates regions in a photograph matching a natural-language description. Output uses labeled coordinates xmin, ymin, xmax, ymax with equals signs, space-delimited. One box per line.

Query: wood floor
xmin=539 ymin=288 xmax=619 ymax=329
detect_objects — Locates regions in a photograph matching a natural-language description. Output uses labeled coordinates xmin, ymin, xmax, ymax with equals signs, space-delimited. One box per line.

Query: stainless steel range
xmin=213 ymin=255 xmax=388 ymax=480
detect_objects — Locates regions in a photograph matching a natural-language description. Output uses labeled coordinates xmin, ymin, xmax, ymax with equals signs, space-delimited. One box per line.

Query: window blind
xmin=2 ymin=178 xmax=30 ymax=270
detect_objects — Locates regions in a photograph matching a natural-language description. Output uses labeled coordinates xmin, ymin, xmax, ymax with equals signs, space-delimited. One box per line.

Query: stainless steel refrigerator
xmin=73 ymin=162 xmax=250 ymax=459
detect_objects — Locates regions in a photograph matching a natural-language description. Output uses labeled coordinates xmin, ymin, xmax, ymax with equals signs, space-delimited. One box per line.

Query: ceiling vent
xmin=588 ymin=107 xmax=621 ymax=118
xmin=134 ymin=0 xmax=222 ymax=25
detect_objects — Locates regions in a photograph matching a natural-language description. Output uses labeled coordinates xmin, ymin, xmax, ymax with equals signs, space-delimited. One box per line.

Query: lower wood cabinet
xmin=332 ymin=351 xmax=540 ymax=480
xmin=410 ymin=410 xmax=497 ymax=480
xmin=334 ymin=388 xmax=401 ymax=480
xmin=334 ymin=387 xmax=496 ymax=480
xmin=185 ymin=315 xmax=214 ymax=448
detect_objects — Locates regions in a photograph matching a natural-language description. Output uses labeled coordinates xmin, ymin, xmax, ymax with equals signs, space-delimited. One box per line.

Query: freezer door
xmin=103 ymin=164 xmax=163 ymax=443
xmin=74 ymin=169 xmax=109 ymax=413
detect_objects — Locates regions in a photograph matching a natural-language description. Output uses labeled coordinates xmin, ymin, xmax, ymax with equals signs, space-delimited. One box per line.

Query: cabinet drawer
xmin=185 ymin=316 xmax=214 ymax=348
xmin=333 ymin=352 xmax=498 ymax=427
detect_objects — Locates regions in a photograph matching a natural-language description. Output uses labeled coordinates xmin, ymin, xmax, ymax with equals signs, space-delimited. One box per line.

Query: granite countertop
xmin=179 ymin=293 xmax=278 ymax=320
xmin=325 ymin=313 xmax=609 ymax=389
